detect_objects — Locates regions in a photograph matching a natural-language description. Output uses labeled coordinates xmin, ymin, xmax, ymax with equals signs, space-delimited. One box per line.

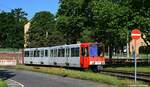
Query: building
xmin=130 ymin=35 xmax=150 ymax=56
xmin=24 ymin=22 xmax=30 ymax=48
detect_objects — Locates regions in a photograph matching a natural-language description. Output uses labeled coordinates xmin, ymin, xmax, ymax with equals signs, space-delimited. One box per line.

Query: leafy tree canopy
xmin=0 ymin=8 xmax=27 ymax=48
xmin=28 ymin=11 xmax=65 ymax=47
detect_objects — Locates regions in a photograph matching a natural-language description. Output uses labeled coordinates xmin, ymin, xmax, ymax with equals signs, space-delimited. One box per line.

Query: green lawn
xmin=0 ymin=79 xmax=7 ymax=87
xmin=140 ymin=54 xmax=150 ymax=59
xmin=105 ymin=66 xmax=150 ymax=73
xmin=15 ymin=65 xmax=149 ymax=87
xmin=0 ymin=48 xmax=19 ymax=53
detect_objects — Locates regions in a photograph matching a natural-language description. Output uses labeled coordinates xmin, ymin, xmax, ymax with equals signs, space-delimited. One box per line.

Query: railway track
xmin=101 ymin=70 xmax=150 ymax=83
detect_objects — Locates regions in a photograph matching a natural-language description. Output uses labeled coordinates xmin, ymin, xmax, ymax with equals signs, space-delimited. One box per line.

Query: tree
xmin=57 ymin=0 xmax=150 ymax=58
xmin=117 ymin=0 xmax=150 ymax=45
xmin=0 ymin=8 xmax=27 ymax=48
xmin=28 ymin=11 xmax=65 ymax=47
xmin=56 ymin=0 xmax=86 ymax=44
xmin=57 ymin=0 xmax=129 ymax=57
xmin=11 ymin=8 xmax=28 ymax=48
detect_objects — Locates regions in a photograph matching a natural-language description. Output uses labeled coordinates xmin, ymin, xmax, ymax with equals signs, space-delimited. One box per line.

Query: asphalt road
xmin=0 ymin=69 xmax=115 ymax=87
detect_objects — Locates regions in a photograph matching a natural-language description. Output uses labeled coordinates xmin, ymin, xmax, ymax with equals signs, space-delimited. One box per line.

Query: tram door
xmin=80 ymin=45 xmax=90 ymax=68
xmin=65 ymin=48 xmax=70 ymax=66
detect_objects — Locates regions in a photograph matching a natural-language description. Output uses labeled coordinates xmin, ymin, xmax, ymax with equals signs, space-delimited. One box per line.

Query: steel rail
xmin=101 ymin=70 xmax=150 ymax=82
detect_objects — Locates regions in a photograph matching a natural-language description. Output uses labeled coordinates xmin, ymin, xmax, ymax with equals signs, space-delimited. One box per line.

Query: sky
xmin=0 ymin=0 xmax=59 ymax=19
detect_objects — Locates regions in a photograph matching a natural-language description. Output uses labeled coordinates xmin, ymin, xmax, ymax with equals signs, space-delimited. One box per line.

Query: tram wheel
xmin=91 ymin=65 xmax=103 ymax=72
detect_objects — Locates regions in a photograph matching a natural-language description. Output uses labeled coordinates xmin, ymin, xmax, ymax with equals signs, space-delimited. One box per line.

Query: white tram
xmin=24 ymin=43 xmax=105 ymax=71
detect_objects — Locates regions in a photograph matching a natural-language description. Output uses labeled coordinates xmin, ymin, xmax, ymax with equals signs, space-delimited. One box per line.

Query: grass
xmin=105 ymin=66 xmax=150 ymax=73
xmin=0 ymin=48 xmax=19 ymax=53
xmin=15 ymin=65 xmax=149 ymax=87
xmin=0 ymin=79 xmax=7 ymax=87
xmin=105 ymin=53 xmax=150 ymax=59
xmin=140 ymin=54 xmax=150 ymax=59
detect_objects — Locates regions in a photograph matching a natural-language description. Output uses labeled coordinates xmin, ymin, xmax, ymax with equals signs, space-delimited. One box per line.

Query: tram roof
xmin=24 ymin=43 xmax=81 ymax=51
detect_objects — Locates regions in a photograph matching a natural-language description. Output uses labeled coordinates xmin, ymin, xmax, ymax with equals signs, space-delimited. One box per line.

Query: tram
xmin=24 ymin=43 xmax=105 ymax=72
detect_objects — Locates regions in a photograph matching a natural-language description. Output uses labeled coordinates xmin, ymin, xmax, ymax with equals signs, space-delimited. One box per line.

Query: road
xmin=0 ymin=69 xmax=115 ymax=87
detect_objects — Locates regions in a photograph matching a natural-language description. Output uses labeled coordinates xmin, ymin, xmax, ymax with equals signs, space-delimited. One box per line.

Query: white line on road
xmin=7 ymin=79 xmax=24 ymax=87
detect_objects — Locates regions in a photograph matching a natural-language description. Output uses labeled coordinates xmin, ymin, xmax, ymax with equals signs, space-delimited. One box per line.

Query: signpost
xmin=131 ymin=29 xmax=141 ymax=84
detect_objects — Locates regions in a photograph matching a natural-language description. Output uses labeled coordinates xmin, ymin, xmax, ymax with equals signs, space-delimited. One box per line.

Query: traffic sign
xmin=131 ymin=29 xmax=141 ymax=84
xmin=131 ymin=29 xmax=141 ymax=40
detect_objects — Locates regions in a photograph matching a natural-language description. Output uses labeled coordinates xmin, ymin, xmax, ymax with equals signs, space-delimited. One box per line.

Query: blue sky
xmin=0 ymin=0 xmax=59 ymax=19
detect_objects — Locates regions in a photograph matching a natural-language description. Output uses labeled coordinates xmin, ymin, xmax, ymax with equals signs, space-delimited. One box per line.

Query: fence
xmin=0 ymin=48 xmax=23 ymax=66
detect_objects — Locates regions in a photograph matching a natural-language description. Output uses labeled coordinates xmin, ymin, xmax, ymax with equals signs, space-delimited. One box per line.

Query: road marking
xmin=7 ymin=79 xmax=24 ymax=87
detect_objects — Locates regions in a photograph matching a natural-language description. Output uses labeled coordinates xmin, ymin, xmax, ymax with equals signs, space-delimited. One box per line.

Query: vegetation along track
xmin=101 ymin=70 xmax=150 ymax=83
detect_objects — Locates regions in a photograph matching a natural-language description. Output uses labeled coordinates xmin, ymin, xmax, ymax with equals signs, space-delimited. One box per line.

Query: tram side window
xmin=45 ymin=50 xmax=48 ymax=57
xmin=25 ymin=51 xmax=29 ymax=57
xmin=34 ymin=50 xmax=40 ymax=57
xmin=71 ymin=48 xmax=79 ymax=57
xmin=41 ymin=50 xmax=44 ymax=57
xmin=97 ymin=45 xmax=104 ymax=56
xmin=81 ymin=47 xmax=89 ymax=57
xmin=30 ymin=51 xmax=34 ymax=57
xmin=97 ymin=47 xmax=101 ymax=56
xmin=58 ymin=49 xmax=64 ymax=57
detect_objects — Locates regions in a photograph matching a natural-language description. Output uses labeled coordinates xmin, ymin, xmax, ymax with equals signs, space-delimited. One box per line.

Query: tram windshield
xmin=89 ymin=44 xmax=103 ymax=57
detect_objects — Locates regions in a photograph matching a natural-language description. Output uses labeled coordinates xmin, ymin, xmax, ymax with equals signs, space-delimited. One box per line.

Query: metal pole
xmin=108 ymin=46 xmax=109 ymax=58
xmin=127 ymin=31 xmax=130 ymax=58
xmin=134 ymin=40 xmax=137 ymax=84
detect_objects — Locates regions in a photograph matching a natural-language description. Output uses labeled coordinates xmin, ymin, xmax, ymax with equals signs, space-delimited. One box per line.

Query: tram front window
xmin=90 ymin=44 xmax=103 ymax=57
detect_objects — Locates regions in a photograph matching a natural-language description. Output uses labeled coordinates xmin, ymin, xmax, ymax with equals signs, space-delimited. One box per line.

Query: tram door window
xmin=41 ymin=50 xmax=44 ymax=57
xmin=45 ymin=50 xmax=48 ymax=57
xmin=58 ymin=49 xmax=65 ymax=57
xmin=81 ymin=47 xmax=89 ymax=57
xmin=54 ymin=49 xmax=57 ymax=57
xmin=50 ymin=50 xmax=53 ymax=57
xmin=66 ymin=48 xmax=70 ymax=57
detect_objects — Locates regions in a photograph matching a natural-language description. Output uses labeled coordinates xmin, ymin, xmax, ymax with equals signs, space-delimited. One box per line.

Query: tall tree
xmin=56 ymin=0 xmax=86 ymax=44
xmin=0 ymin=8 xmax=27 ymax=48
xmin=28 ymin=11 xmax=65 ymax=47
xmin=57 ymin=0 xmax=150 ymax=58
xmin=11 ymin=8 xmax=28 ymax=48
xmin=57 ymin=0 xmax=129 ymax=58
